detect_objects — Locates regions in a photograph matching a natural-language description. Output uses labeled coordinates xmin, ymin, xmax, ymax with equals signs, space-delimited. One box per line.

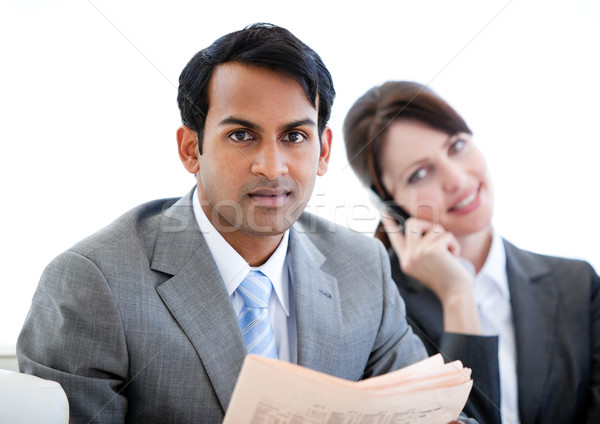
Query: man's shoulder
xmin=69 ymin=196 xmax=183 ymax=257
xmin=295 ymin=211 xmax=382 ymax=252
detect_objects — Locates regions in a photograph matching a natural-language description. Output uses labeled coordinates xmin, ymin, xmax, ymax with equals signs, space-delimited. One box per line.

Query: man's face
xmin=189 ymin=62 xmax=331 ymax=240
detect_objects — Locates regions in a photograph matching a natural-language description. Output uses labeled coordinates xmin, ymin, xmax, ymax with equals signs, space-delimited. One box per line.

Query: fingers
xmin=445 ymin=233 xmax=461 ymax=257
xmin=402 ymin=219 xmax=461 ymax=257
xmin=381 ymin=215 xmax=462 ymax=276
xmin=403 ymin=219 xmax=442 ymax=252
xmin=380 ymin=212 xmax=404 ymax=235
xmin=382 ymin=216 xmax=443 ymax=256
xmin=403 ymin=217 xmax=434 ymax=237
xmin=380 ymin=213 xmax=407 ymax=253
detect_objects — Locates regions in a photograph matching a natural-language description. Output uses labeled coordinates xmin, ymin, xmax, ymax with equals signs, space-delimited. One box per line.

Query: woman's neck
xmin=456 ymin=224 xmax=494 ymax=274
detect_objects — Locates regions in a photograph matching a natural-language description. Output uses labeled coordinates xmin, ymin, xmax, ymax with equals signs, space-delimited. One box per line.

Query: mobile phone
xmin=385 ymin=202 xmax=410 ymax=234
xmin=368 ymin=187 xmax=410 ymax=234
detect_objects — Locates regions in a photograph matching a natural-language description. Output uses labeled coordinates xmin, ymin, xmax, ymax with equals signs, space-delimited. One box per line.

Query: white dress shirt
xmin=460 ymin=232 xmax=520 ymax=424
xmin=192 ymin=188 xmax=297 ymax=363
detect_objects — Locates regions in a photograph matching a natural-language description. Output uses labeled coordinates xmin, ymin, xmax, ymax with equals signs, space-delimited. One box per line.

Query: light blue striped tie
xmin=236 ymin=270 xmax=278 ymax=359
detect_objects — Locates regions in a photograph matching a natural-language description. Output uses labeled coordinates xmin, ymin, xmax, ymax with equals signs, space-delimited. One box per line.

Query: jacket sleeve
xmin=388 ymin=249 xmax=495 ymax=424
xmin=17 ymin=250 xmax=129 ymax=424
xmin=586 ymin=271 xmax=600 ymax=423
xmin=440 ymin=333 xmax=501 ymax=424
xmin=367 ymin=242 xmax=482 ymax=423
xmin=363 ymin=241 xmax=429 ymax=378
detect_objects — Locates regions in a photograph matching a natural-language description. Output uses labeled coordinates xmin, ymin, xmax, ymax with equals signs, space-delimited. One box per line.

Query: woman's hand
xmin=381 ymin=214 xmax=482 ymax=334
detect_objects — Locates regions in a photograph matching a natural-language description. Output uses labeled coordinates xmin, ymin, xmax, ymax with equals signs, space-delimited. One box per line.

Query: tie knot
xmin=237 ymin=270 xmax=273 ymax=308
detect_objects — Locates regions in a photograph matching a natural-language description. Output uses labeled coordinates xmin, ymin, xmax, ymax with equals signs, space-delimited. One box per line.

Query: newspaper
xmin=224 ymin=353 xmax=472 ymax=424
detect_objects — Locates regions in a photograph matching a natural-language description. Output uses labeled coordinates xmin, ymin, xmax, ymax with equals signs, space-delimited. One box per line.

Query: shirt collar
xmin=479 ymin=230 xmax=509 ymax=300
xmin=192 ymin=188 xmax=291 ymax=315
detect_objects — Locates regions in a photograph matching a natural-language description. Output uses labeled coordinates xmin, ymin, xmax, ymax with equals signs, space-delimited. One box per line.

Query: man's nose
xmin=251 ymin=142 xmax=289 ymax=180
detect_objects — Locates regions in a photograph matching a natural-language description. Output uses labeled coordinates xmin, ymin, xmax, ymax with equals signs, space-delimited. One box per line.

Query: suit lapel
xmin=151 ymin=192 xmax=246 ymax=413
xmin=504 ymin=240 xmax=558 ymax=423
xmin=289 ymin=226 xmax=342 ymax=375
xmin=148 ymin=197 xmax=347 ymax=409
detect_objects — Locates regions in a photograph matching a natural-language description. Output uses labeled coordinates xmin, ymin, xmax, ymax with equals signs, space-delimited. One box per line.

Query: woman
xmin=343 ymin=81 xmax=600 ymax=424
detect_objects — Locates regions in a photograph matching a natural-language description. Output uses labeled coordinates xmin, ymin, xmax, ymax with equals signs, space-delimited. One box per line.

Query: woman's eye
xmin=228 ymin=131 xmax=253 ymax=142
xmin=282 ymin=132 xmax=306 ymax=143
xmin=449 ymin=138 xmax=466 ymax=154
xmin=408 ymin=167 xmax=429 ymax=184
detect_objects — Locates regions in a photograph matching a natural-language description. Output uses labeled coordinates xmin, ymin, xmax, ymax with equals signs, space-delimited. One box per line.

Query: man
xmin=17 ymin=23 xmax=472 ymax=423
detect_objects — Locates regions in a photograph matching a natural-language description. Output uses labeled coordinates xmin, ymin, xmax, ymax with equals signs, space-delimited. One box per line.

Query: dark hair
xmin=343 ymin=81 xmax=471 ymax=201
xmin=177 ymin=23 xmax=335 ymax=153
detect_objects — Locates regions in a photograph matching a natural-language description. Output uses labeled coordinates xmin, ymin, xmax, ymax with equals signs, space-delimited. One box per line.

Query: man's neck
xmin=219 ymin=230 xmax=284 ymax=267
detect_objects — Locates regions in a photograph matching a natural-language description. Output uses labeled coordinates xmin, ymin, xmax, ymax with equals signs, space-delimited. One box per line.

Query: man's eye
xmin=282 ymin=132 xmax=306 ymax=143
xmin=228 ymin=131 xmax=253 ymax=142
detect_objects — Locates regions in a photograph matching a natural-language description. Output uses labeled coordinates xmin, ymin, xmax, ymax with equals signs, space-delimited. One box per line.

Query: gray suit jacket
xmin=391 ymin=239 xmax=600 ymax=424
xmin=18 ymin=191 xmax=432 ymax=423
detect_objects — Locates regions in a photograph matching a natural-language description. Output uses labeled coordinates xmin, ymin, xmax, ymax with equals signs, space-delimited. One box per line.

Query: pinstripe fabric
xmin=236 ymin=270 xmax=278 ymax=358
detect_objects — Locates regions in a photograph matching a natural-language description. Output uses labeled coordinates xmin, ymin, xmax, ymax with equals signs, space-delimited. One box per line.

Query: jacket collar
xmin=152 ymin=191 xmax=245 ymax=414
xmin=288 ymin=218 xmax=341 ymax=374
xmin=504 ymin=239 xmax=558 ymax=423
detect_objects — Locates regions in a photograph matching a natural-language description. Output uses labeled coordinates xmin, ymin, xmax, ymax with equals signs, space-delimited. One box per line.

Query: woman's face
xmin=379 ymin=120 xmax=493 ymax=237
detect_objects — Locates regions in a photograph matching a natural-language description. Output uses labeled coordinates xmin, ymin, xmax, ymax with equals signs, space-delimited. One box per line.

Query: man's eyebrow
xmin=218 ymin=117 xmax=263 ymax=131
xmin=280 ymin=119 xmax=316 ymax=131
xmin=217 ymin=117 xmax=316 ymax=132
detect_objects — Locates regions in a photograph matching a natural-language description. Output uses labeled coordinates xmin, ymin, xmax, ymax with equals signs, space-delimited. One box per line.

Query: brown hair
xmin=342 ymin=81 xmax=472 ymax=245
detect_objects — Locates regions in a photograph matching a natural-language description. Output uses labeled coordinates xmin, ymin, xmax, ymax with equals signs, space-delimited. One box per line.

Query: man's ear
xmin=177 ymin=125 xmax=200 ymax=174
xmin=317 ymin=127 xmax=332 ymax=176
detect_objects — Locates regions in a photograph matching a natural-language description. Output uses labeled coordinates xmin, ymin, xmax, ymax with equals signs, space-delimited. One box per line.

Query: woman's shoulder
xmin=503 ymin=238 xmax=598 ymax=283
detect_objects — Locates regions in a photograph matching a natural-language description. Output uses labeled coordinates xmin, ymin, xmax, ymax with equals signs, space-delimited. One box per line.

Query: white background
xmin=1 ymin=0 xmax=599 ymax=348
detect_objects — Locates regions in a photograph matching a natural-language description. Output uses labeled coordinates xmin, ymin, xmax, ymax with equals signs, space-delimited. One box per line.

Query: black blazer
xmin=391 ymin=239 xmax=600 ymax=424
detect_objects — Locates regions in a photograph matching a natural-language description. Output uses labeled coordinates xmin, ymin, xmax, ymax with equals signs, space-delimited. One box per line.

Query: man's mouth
xmin=248 ymin=188 xmax=291 ymax=207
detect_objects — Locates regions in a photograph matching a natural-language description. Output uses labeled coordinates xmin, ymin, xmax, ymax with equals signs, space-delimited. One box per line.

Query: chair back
xmin=0 ymin=369 xmax=69 ymax=424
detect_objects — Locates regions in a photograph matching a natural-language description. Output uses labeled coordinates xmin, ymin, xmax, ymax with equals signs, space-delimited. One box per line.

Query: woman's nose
xmin=441 ymin=161 xmax=467 ymax=192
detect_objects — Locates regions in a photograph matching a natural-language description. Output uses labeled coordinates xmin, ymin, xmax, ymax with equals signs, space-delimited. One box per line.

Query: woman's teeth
xmin=454 ymin=189 xmax=478 ymax=209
